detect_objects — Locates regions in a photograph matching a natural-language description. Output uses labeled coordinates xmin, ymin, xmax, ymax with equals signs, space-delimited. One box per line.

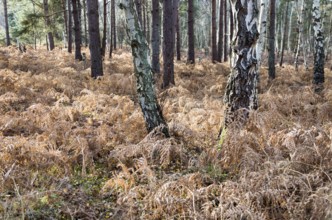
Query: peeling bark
xmin=223 ymin=0 xmax=259 ymax=128
xmin=119 ymin=0 xmax=169 ymax=137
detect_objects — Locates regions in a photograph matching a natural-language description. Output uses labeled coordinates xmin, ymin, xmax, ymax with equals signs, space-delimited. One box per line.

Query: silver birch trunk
xmin=294 ymin=0 xmax=305 ymax=71
xmin=287 ymin=2 xmax=293 ymax=52
xmin=119 ymin=0 xmax=169 ymax=137
xmin=256 ymin=0 xmax=267 ymax=66
xmin=312 ymin=0 xmax=325 ymax=92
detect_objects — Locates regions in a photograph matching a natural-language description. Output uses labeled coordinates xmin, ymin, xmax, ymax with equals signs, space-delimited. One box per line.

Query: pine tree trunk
xmin=223 ymin=0 xmax=228 ymax=62
xmin=223 ymin=0 xmax=259 ymax=128
xmin=62 ymin=0 xmax=68 ymax=48
xmin=72 ymin=0 xmax=83 ymax=60
xmin=101 ymin=0 xmax=107 ymax=57
xmin=151 ymin=0 xmax=160 ymax=73
xmin=119 ymin=0 xmax=169 ymax=137
xmin=268 ymin=0 xmax=276 ymax=80
xmin=83 ymin=0 xmax=88 ymax=46
xmin=217 ymin=0 xmax=223 ymax=62
xmin=257 ymin=0 xmax=267 ymax=65
xmin=211 ymin=0 xmax=217 ymax=62
xmin=68 ymin=0 xmax=73 ymax=52
xmin=187 ymin=0 xmax=195 ymax=64
xmin=87 ymin=0 xmax=103 ymax=78
xmin=312 ymin=0 xmax=325 ymax=92
xmin=43 ymin=0 xmax=55 ymax=50
xmin=279 ymin=2 xmax=289 ymax=67
xmin=3 ymin=0 xmax=10 ymax=46
xmin=162 ymin=0 xmax=175 ymax=88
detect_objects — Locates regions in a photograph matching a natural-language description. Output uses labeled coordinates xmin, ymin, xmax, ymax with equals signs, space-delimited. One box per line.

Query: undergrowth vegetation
xmin=0 ymin=47 xmax=332 ymax=219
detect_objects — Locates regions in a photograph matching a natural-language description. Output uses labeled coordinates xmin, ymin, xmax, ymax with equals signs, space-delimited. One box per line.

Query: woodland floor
xmin=0 ymin=47 xmax=332 ymax=219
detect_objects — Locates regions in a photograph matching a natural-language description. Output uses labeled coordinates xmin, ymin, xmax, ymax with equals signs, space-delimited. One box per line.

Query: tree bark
xmin=151 ymin=0 xmax=160 ymax=73
xmin=135 ymin=0 xmax=143 ymax=26
xmin=83 ymin=0 xmax=88 ymax=46
xmin=162 ymin=0 xmax=175 ymax=88
xmin=294 ymin=0 xmax=305 ymax=71
xmin=119 ymin=0 xmax=169 ymax=137
xmin=68 ymin=0 xmax=73 ymax=52
xmin=187 ymin=0 xmax=195 ymax=64
xmin=112 ymin=0 xmax=116 ymax=50
xmin=223 ymin=0 xmax=259 ymax=128
xmin=223 ymin=0 xmax=228 ymax=62
xmin=87 ymin=0 xmax=103 ymax=78
xmin=176 ymin=2 xmax=181 ymax=61
xmin=217 ymin=0 xmax=223 ymax=62
xmin=257 ymin=0 xmax=267 ymax=65
xmin=312 ymin=0 xmax=325 ymax=92
xmin=62 ymin=0 xmax=68 ymax=48
xmin=268 ymin=0 xmax=276 ymax=80
xmin=279 ymin=2 xmax=289 ymax=67
xmin=43 ymin=0 xmax=55 ymax=50
xmin=72 ymin=0 xmax=83 ymax=60
xmin=3 ymin=0 xmax=10 ymax=46
xmin=211 ymin=0 xmax=217 ymax=62
xmin=101 ymin=0 xmax=107 ymax=57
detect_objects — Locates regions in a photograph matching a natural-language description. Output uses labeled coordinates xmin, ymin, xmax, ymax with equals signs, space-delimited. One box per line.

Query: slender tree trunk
xmin=217 ymin=0 xmax=223 ymax=62
xmin=119 ymin=0 xmax=169 ymax=137
xmin=257 ymin=0 xmax=267 ymax=65
xmin=287 ymin=2 xmax=293 ymax=52
xmin=68 ymin=0 xmax=73 ymax=52
xmin=112 ymin=0 xmax=117 ymax=50
xmin=294 ymin=0 xmax=305 ymax=71
xmin=87 ymin=0 xmax=103 ymax=78
xmin=187 ymin=0 xmax=195 ymax=64
xmin=101 ymin=0 xmax=107 ymax=57
xmin=151 ymin=0 xmax=160 ymax=73
xmin=43 ymin=0 xmax=55 ymax=50
xmin=176 ymin=4 xmax=181 ymax=61
xmin=78 ymin=0 xmax=82 ymax=45
xmin=223 ymin=0 xmax=259 ymax=129
xmin=211 ymin=0 xmax=217 ymax=62
xmin=279 ymin=2 xmax=289 ymax=67
xmin=312 ymin=0 xmax=325 ymax=92
xmin=62 ymin=0 xmax=68 ymax=48
xmin=223 ymin=0 xmax=227 ymax=62
xmin=72 ymin=0 xmax=83 ymax=60
xmin=3 ymin=0 xmax=10 ymax=46
xmin=162 ymin=0 xmax=175 ymax=88
xmin=83 ymin=0 xmax=88 ymax=46
xmin=268 ymin=0 xmax=276 ymax=80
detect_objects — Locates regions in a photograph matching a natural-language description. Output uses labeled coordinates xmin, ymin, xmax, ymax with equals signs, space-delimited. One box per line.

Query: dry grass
xmin=0 ymin=47 xmax=332 ymax=219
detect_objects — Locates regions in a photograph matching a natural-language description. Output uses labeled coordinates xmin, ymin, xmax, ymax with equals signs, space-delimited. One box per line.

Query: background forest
xmin=0 ymin=0 xmax=332 ymax=219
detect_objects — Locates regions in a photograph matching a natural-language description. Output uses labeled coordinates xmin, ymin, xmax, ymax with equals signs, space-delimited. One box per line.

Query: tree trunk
xmin=257 ymin=0 xmax=267 ymax=65
xmin=72 ymin=0 xmax=83 ymax=60
xmin=83 ymin=0 xmax=88 ymax=46
xmin=268 ymin=0 xmax=276 ymax=80
xmin=211 ymin=0 xmax=217 ymax=62
xmin=78 ymin=0 xmax=82 ymax=45
xmin=287 ymin=2 xmax=293 ymax=52
xmin=176 ymin=3 xmax=181 ymax=61
xmin=294 ymin=0 xmax=305 ymax=71
xmin=62 ymin=0 xmax=68 ymax=48
xmin=87 ymin=0 xmax=103 ymax=78
xmin=3 ymin=0 xmax=10 ymax=46
xmin=151 ymin=0 xmax=160 ymax=73
xmin=135 ymin=0 xmax=142 ymax=26
xmin=119 ymin=0 xmax=169 ymax=137
xmin=223 ymin=0 xmax=259 ymax=128
xmin=223 ymin=0 xmax=227 ymax=62
xmin=101 ymin=0 xmax=107 ymax=57
xmin=217 ymin=0 xmax=223 ymax=62
xmin=187 ymin=0 xmax=195 ymax=64
xmin=312 ymin=0 xmax=325 ymax=92
xmin=143 ymin=0 xmax=146 ymax=36
xmin=162 ymin=0 xmax=175 ymax=88
xmin=279 ymin=2 xmax=289 ymax=67
xmin=112 ymin=0 xmax=117 ymax=50
xmin=43 ymin=0 xmax=54 ymax=50
xmin=68 ymin=0 xmax=73 ymax=52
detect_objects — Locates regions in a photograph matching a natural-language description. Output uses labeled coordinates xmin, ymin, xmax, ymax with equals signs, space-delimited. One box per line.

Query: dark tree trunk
xmin=120 ymin=0 xmax=169 ymax=137
xmin=268 ymin=0 xmax=276 ymax=80
xmin=3 ymin=0 xmax=10 ymax=46
xmin=222 ymin=0 xmax=259 ymax=128
xmin=112 ymin=0 xmax=116 ymax=50
xmin=279 ymin=2 xmax=289 ymax=67
xmin=72 ymin=0 xmax=83 ymax=60
xmin=68 ymin=0 xmax=73 ymax=52
xmin=151 ymin=0 xmax=160 ymax=73
xmin=175 ymin=0 xmax=181 ymax=61
xmin=87 ymin=0 xmax=103 ymax=78
xmin=78 ymin=0 xmax=82 ymax=45
xmin=135 ymin=0 xmax=143 ymax=25
xmin=101 ymin=0 xmax=107 ymax=57
xmin=62 ymin=0 xmax=68 ymax=48
xmin=212 ymin=0 xmax=217 ymax=62
xmin=223 ymin=0 xmax=228 ymax=62
xmin=83 ymin=0 xmax=88 ymax=46
xmin=187 ymin=0 xmax=195 ymax=64
xmin=217 ymin=0 xmax=223 ymax=62
xmin=162 ymin=0 xmax=175 ymax=88
xmin=229 ymin=4 xmax=234 ymax=58
xmin=312 ymin=0 xmax=325 ymax=92
xmin=43 ymin=0 xmax=55 ymax=50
